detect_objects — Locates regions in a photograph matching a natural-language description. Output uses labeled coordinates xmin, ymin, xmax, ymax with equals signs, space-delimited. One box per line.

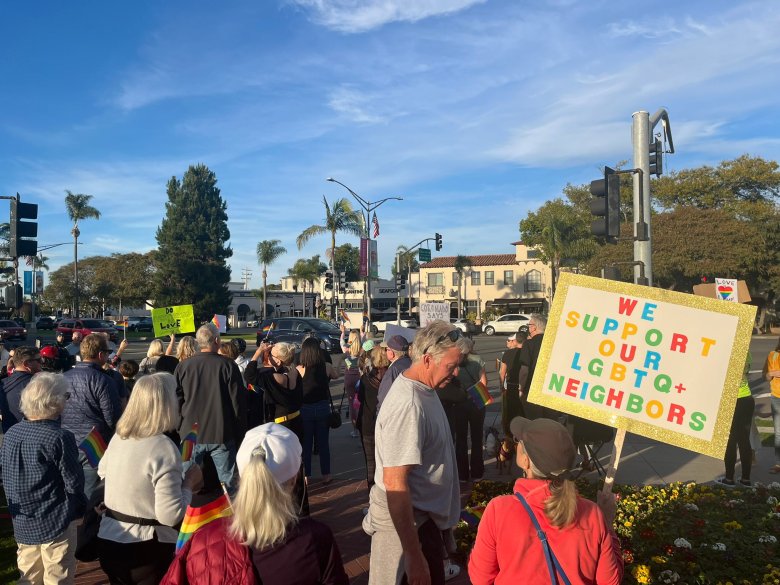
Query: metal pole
xmin=632 ymin=111 xmax=653 ymax=286
xmin=366 ymin=213 xmax=372 ymax=326
xmin=396 ymin=252 xmax=401 ymax=326
xmin=30 ymin=256 xmax=36 ymax=330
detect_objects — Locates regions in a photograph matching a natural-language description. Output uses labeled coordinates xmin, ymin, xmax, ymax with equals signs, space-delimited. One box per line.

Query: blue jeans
xmin=79 ymin=452 xmax=101 ymax=502
xmin=772 ymin=395 xmax=780 ymax=465
xmin=192 ymin=442 xmax=237 ymax=491
xmin=301 ymin=401 xmax=331 ymax=477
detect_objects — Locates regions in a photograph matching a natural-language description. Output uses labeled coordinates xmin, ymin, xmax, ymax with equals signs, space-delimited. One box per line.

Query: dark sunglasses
xmin=424 ymin=329 xmax=462 ymax=354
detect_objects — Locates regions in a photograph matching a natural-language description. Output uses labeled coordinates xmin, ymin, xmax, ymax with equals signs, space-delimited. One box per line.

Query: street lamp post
xmin=326 ymin=178 xmax=402 ymax=328
xmin=29 ymin=242 xmax=70 ymax=331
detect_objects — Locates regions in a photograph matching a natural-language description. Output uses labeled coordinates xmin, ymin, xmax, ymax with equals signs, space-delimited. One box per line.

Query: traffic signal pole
xmin=632 ymin=109 xmax=675 ymax=287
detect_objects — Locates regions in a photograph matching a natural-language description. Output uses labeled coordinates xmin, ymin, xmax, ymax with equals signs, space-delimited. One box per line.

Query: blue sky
xmin=2 ymin=0 xmax=779 ymax=287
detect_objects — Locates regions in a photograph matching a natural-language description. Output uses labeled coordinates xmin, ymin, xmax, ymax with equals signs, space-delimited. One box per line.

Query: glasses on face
xmin=424 ymin=328 xmax=462 ymax=354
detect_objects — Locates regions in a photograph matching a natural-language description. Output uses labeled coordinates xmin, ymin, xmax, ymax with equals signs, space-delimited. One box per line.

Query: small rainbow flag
xmin=467 ymin=381 xmax=493 ymax=408
xmin=460 ymin=505 xmax=486 ymax=527
xmin=339 ymin=309 xmax=350 ymax=323
xmin=180 ymin=423 xmax=198 ymax=462
xmin=79 ymin=427 xmax=107 ymax=468
xmin=262 ymin=322 xmax=273 ymax=333
xmin=211 ymin=315 xmax=221 ymax=328
xmin=176 ymin=493 xmax=232 ymax=552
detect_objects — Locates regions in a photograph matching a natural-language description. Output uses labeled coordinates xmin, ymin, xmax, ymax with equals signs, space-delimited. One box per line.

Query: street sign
xmin=418 ymin=248 xmax=431 ymax=262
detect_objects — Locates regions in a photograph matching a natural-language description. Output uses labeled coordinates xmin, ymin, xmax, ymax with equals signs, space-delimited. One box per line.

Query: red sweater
xmin=468 ymin=479 xmax=623 ymax=585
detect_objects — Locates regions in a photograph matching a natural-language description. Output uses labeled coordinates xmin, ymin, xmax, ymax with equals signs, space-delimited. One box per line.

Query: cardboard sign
xmin=152 ymin=305 xmax=196 ymax=338
xmin=419 ymin=302 xmax=450 ymax=327
xmin=692 ymin=280 xmax=751 ymax=303
xmin=528 ymin=273 xmax=756 ymax=458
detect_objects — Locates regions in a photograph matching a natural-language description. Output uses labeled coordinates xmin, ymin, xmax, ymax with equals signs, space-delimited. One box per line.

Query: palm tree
xmin=287 ymin=255 xmax=326 ymax=317
xmin=256 ymin=240 xmax=287 ymax=320
xmin=296 ymin=196 xmax=364 ymax=272
xmin=65 ymin=191 xmax=101 ymax=317
xmin=454 ymin=255 xmax=473 ymax=319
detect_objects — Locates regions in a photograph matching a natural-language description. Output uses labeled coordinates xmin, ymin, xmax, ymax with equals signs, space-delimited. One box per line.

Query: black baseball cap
xmin=510 ymin=417 xmax=576 ymax=479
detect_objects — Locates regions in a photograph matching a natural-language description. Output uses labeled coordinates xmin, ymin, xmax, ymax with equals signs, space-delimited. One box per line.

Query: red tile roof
xmin=420 ymin=254 xmax=517 ymax=268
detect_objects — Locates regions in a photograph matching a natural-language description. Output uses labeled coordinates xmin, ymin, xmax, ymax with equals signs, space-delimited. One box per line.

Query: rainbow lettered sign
xmin=527 ymin=273 xmax=756 ymax=458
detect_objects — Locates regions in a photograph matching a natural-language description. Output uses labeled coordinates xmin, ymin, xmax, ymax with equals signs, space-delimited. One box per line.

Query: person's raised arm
xmin=166 ymin=334 xmax=176 ymax=356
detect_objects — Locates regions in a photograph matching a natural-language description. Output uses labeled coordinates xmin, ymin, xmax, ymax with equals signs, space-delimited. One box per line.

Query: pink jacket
xmin=468 ymin=479 xmax=623 ymax=585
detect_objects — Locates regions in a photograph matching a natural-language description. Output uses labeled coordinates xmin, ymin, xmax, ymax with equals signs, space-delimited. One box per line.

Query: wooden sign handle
xmin=601 ymin=428 xmax=626 ymax=495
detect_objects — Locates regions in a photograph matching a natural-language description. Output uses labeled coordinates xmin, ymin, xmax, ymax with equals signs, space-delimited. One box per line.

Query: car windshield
xmin=81 ymin=319 xmax=105 ymax=328
xmin=0 ymin=321 xmax=15 ymax=327
xmin=308 ymin=319 xmax=339 ymax=332
xmin=100 ymin=321 xmax=115 ymax=328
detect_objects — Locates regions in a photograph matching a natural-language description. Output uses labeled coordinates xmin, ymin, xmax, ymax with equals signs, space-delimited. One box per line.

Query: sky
xmin=2 ymin=0 xmax=779 ymax=288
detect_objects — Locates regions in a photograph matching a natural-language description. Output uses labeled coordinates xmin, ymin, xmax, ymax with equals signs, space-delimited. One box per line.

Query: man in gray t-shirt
xmin=364 ymin=321 xmax=466 ymax=585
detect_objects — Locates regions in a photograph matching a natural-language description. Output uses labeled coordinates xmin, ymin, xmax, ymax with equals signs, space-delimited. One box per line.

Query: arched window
xmin=525 ymin=270 xmax=542 ymax=292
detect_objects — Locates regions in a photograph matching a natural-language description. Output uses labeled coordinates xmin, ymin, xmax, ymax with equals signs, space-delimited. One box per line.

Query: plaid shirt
xmin=0 ymin=418 xmax=87 ymax=544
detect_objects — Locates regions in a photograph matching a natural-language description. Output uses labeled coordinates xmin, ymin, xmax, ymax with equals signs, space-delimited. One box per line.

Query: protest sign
xmin=528 ymin=273 xmax=755 ymax=459
xmin=152 ymin=304 xmax=196 ymax=338
xmin=419 ymin=302 xmax=449 ymax=327
xmin=211 ymin=314 xmax=227 ymax=333
xmin=385 ymin=323 xmax=416 ymax=344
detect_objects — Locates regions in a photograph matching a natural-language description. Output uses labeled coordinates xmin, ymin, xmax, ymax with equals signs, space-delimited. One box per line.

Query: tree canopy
xmin=154 ymin=164 xmax=232 ymax=321
xmin=332 ymin=243 xmax=360 ymax=282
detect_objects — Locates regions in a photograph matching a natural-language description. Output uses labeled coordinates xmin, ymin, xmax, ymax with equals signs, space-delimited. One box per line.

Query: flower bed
xmin=455 ymin=479 xmax=780 ymax=584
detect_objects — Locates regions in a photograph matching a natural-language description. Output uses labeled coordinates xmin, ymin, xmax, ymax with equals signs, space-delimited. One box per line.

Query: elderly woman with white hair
xmin=97 ymin=373 xmax=203 ymax=585
xmin=1 ymin=372 xmax=87 ymax=585
xmin=468 ymin=417 xmax=623 ymax=584
xmin=138 ymin=339 xmax=165 ymax=375
xmin=162 ymin=423 xmax=349 ymax=585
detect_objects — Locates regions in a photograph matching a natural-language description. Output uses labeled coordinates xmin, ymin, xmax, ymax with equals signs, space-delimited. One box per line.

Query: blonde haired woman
xmin=339 ymin=324 xmax=364 ymax=437
xmin=138 ymin=339 xmax=165 ymax=375
xmin=469 ymin=417 xmax=623 ymax=585
xmin=176 ymin=336 xmax=198 ymax=362
xmin=97 ymin=373 xmax=203 ymax=585
xmin=162 ymin=423 xmax=348 ymax=585
xmin=357 ymin=344 xmax=389 ymax=488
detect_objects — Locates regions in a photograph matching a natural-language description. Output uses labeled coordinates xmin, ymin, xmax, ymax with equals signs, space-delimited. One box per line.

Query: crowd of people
xmin=0 ymin=316 xmax=777 ymax=585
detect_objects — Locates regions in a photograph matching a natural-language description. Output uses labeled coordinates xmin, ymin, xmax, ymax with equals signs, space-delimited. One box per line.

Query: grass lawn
xmin=0 ymin=488 xmax=17 ymax=584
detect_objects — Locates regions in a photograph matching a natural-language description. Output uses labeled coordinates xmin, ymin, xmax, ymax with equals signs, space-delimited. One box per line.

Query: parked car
xmin=370 ymin=315 xmax=417 ymax=335
xmin=126 ymin=317 xmax=154 ymax=332
xmin=482 ymin=313 xmax=531 ymax=336
xmin=56 ymin=318 xmax=119 ymax=343
xmin=258 ymin=317 xmax=343 ymax=354
xmin=450 ymin=318 xmax=478 ymax=336
xmin=0 ymin=320 xmax=27 ymax=340
xmin=246 ymin=319 xmax=258 ymax=328
xmin=11 ymin=317 xmax=26 ymax=328
xmin=35 ymin=316 xmax=56 ymax=330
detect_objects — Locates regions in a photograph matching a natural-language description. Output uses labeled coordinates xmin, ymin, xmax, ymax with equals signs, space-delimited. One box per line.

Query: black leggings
xmin=98 ymin=536 xmax=175 ymax=585
xmin=724 ymin=395 xmax=755 ymax=481
xmin=444 ymin=400 xmax=485 ymax=481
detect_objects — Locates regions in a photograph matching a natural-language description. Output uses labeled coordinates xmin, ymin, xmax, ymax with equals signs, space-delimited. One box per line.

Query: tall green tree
xmin=256 ymin=239 xmax=287 ymax=319
xmin=155 ymin=164 xmax=232 ymax=321
xmin=391 ymin=245 xmax=421 ymax=278
xmin=64 ymin=191 xmax=101 ymax=317
xmin=287 ymin=255 xmax=326 ymax=317
xmin=333 ymin=243 xmax=360 ymax=282
xmin=454 ymin=255 xmax=472 ymax=318
xmin=519 ymin=198 xmax=597 ymax=297
xmin=296 ymin=196 xmax=364 ymax=271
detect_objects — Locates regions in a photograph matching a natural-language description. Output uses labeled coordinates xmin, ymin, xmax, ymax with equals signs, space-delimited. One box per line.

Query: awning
xmin=486 ymin=298 xmax=546 ymax=313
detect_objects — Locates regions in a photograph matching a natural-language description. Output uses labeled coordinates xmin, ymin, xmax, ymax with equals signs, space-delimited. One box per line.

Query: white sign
xmin=419 ymin=302 xmax=450 ymax=327
xmin=714 ymin=278 xmax=739 ymax=303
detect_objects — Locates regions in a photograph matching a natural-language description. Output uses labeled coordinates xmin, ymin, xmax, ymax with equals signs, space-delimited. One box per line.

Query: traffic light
xmin=10 ymin=198 xmax=38 ymax=257
xmin=324 ymin=270 xmax=334 ymax=291
xmin=589 ymin=166 xmax=620 ymax=243
xmin=435 ymin=232 xmax=442 ymax=251
xmin=649 ymin=139 xmax=663 ymax=176
xmin=396 ymin=273 xmax=407 ymax=290
xmin=3 ymin=284 xmax=22 ymax=309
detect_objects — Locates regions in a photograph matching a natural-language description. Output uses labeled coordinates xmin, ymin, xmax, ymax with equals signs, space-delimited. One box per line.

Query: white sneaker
xmin=351 ymin=430 xmax=360 ymax=438
xmin=444 ymin=561 xmax=461 ymax=582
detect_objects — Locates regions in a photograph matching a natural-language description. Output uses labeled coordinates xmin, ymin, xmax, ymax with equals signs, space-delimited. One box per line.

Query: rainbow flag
xmin=79 ymin=427 xmax=107 ymax=468
xmin=262 ymin=323 xmax=273 ymax=333
xmin=467 ymin=381 xmax=493 ymax=408
xmin=176 ymin=493 xmax=232 ymax=552
xmin=180 ymin=423 xmax=198 ymax=462
xmin=460 ymin=505 xmax=486 ymax=527
xmin=339 ymin=309 xmax=350 ymax=323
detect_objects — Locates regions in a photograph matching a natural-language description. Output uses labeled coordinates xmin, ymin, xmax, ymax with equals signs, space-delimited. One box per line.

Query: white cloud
xmin=327 ymin=86 xmax=389 ymax=124
xmin=289 ymin=0 xmax=487 ymax=33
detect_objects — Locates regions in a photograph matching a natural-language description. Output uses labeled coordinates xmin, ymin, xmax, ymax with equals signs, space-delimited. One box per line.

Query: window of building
xmin=526 ymin=249 xmax=539 ymax=259
xmin=428 ymin=273 xmax=443 ymax=286
xmin=504 ymin=270 xmax=514 ymax=285
xmin=471 ymin=271 xmax=480 ymax=285
xmin=485 ymin=271 xmax=494 ymax=285
xmin=525 ymin=269 xmax=542 ymax=292
xmin=452 ymin=272 xmax=460 ymax=286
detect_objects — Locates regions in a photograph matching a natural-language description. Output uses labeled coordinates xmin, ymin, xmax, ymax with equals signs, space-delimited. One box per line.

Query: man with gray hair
xmin=364 ymin=320 xmax=467 ymax=585
xmin=1 ymin=373 xmax=87 ymax=584
xmin=175 ymin=323 xmax=247 ymax=490
xmin=519 ymin=313 xmax=553 ymax=420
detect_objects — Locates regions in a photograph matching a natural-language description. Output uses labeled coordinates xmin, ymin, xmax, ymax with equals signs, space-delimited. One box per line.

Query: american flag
xmin=372 ymin=212 xmax=379 ymax=238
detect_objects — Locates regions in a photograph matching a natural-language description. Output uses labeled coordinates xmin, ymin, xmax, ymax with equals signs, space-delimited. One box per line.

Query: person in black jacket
xmin=0 ymin=346 xmax=42 ymax=432
xmin=175 ymin=323 xmax=247 ymax=492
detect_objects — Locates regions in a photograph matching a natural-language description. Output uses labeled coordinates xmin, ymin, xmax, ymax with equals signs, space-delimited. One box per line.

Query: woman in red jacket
xmin=468 ymin=417 xmax=623 ymax=585
xmin=162 ymin=423 xmax=349 ymax=585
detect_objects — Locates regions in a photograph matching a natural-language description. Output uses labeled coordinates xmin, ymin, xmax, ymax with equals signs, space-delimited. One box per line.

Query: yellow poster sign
xmin=528 ymin=273 xmax=756 ymax=459
xmin=151 ymin=304 xmax=196 ymax=338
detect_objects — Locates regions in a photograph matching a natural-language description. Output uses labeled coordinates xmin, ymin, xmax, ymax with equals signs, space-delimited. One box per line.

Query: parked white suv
xmin=371 ymin=316 xmax=417 ymax=335
xmin=483 ymin=314 xmax=530 ymax=336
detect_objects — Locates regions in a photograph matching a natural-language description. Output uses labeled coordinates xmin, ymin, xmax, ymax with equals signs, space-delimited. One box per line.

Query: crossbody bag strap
xmin=514 ymin=492 xmax=571 ymax=585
